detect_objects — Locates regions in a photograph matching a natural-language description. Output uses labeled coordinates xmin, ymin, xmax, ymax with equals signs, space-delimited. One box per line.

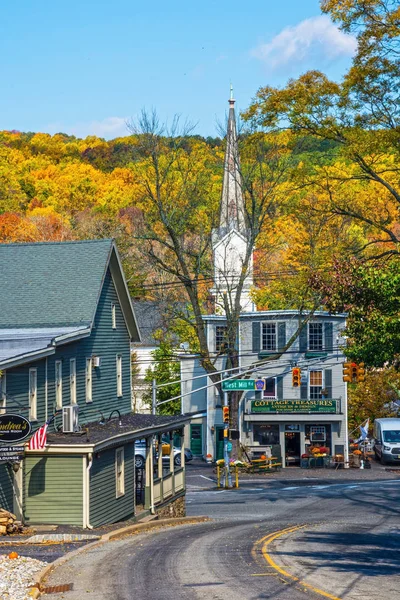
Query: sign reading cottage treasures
xmin=251 ymin=400 xmax=338 ymax=414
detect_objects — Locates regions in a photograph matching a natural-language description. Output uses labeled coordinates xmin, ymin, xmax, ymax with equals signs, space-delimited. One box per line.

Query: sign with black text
xmin=0 ymin=414 xmax=31 ymax=443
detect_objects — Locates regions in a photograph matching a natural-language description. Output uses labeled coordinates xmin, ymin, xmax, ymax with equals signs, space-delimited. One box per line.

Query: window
xmin=115 ymin=447 xmax=125 ymax=497
xmin=55 ymin=360 xmax=62 ymax=409
xmin=29 ymin=368 xmax=37 ymax=420
xmin=253 ymin=424 xmax=280 ymax=445
xmin=309 ymin=371 xmax=323 ymax=399
xmin=215 ymin=326 xmax=228 ymax=352
xmin=111 ymin=303 xmax=116 ymax=329
xmin=0 ymin=372 xmax=6 ymax=414
xmin=263 ymin=377 xmax=276 ymax=398
xmin=86 ymin=358 xmax=92 ymax=403
xmin=308 ymin=323 xmax=323 ymax=351
xmin=70 ymin=359 xmax=76 ymax=405
xmin=116 ymin=355 xmax=122 ymax=397
xmin=262 ymin=323 xmax=276 ymax=351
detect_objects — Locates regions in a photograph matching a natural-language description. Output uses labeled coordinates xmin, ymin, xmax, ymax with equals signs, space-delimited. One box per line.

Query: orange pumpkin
xmin=8 ymin=552 xmax=18 ymax=559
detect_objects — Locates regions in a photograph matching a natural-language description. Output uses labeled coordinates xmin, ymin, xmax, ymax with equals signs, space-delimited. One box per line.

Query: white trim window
xmin=263 ymin=377 xmax=276 ymax=398
xmin=308 ymin=323 xmax=323 ymax=351
xmin=262 ymin=322 xmax=276 ymax=351
xmin=309 ymin=370 xmax=323 ymax=399
xmin=55 ymin=360 xmax=62 ymax=409
xmin=29 ymin=368 xmax=37 ymax=421
xmin=86 ymin=358 xmax=93 ymax=403
xmin=70 ymin=358 xmax=77 ymax=405
xmin=115 ymin=447 xmax=125 ymax=498
xmin=116 ymin=355 xmax=122 ymax=397
xmin=0 ymin=372 xmax=6 ymax=414
xmin=111 ymin=303 xmax=116 ymax=329
xmin=215 ymin=325 xmax=228 ymax=352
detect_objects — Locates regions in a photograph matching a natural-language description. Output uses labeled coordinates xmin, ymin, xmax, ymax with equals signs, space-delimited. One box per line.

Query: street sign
xmin=222 ymin=379 xmax=265 ymax=391
xmin=227 ymin=442 xmax=233 ymax=452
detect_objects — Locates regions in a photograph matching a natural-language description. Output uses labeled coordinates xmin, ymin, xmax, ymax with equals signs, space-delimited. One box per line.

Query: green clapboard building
xmin=0 ymin=239 xmax=189 ymax=527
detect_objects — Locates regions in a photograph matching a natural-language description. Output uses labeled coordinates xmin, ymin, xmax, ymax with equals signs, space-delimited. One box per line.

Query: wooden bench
xmin=248 ymin=457 xmax=281 ymax=473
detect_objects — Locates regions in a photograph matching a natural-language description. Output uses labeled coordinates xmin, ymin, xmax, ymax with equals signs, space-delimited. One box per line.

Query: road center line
xmin=256 ymin=525 xmax=341 ymax=600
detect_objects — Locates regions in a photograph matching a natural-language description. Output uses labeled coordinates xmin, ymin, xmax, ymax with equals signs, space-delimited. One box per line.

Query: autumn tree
xmin=243 ymin=0 xmax=400 ymax=260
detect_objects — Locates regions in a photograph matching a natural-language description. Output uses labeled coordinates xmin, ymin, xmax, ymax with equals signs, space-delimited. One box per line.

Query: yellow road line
xmin=252 ymin=525 xmax=341 ymax=600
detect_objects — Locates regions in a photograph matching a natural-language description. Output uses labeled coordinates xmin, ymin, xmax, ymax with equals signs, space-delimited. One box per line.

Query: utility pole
xmin=223 ymin=389 xmax=233 ymax=488
xmin=152 ymin=378 xmax=156 ymax=416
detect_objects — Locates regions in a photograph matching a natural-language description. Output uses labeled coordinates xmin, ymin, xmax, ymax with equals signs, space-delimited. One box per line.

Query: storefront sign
xmin=251 ymin=399 xmax=338 ymax=414
xmin=0 ymin=414 xmax=31 ymax=443
xmin=222 ymin=379 xmax=265 ymax=391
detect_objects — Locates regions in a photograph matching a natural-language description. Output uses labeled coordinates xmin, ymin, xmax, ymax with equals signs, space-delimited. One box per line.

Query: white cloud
xmin=45 ymin=116 xmax=129 ymax=139
xmin=252 ymin=15 xmax=357 ymax=70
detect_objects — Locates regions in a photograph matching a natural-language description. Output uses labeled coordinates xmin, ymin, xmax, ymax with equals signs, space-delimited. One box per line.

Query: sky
xmin=0 ymin=0 xmax=357 ymax=139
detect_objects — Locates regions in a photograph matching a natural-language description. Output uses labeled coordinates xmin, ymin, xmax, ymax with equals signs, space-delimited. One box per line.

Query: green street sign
xmin=222 ymin=379 xmax=265 ymax=391
xmin=250 ymin=399 xmax=338 ymax=414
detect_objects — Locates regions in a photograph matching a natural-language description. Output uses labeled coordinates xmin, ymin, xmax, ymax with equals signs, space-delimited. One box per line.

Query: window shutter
xmin=278 ymin=322 xmax=286 ymax=352
xmin=324 ymin=322 xmax=333 ymax=352
xmin=300 ymin=380 xmax=308 ymax=400
xmin=324 ymin=369 xmax=332 ymax=398
xmin=252 ymin=321 xmax=260 ymax=353
xmin=276 ymin=376 xmax=283 ymax=399
xmin=299 ymin=325 xmax=308 ymax=352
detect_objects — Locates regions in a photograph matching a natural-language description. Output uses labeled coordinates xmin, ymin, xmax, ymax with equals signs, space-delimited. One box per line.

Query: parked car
xmin=134 ymin=440 xmax=193 ymax=469
xmin=373 ymin=418 xmax=400 ymax=464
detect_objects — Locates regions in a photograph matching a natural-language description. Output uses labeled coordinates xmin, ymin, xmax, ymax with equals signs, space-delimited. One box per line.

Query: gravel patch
xmin=0 ymin=554 xmax=47 ymax=600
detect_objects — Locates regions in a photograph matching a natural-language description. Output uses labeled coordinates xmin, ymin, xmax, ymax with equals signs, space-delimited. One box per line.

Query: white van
xmin=373 ymin=418 xmax=400 ymax=464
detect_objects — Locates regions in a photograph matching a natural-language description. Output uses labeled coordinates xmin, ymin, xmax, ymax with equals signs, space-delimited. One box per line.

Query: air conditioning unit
xmin=92 ymin=356 xmax=101 ymax=368
xmin=62 ymin=405 xmax=79 ymax=433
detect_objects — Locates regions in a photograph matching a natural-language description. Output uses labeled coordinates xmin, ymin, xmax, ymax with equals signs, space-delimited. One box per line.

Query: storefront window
xmin=305 ymin=424 xmax=331 ymax=453
xmin=309 ymin=371 xmax=323 ymax=399
xmin=253 ymin=424 xmax=280 ymax=445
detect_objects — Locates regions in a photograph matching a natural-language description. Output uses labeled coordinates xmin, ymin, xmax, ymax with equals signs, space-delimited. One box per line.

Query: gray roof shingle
xmin=0 ymin=239 xmax=113 ymax=328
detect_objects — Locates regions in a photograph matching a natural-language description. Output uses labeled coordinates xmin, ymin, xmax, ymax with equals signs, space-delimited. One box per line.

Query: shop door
xmin=190 ymin=424 xmax=203 ymax=456
xmin=215 ymin=427 xmax=225 ymax=460
xmin=285 ymin=432 xmax=301 ymax=466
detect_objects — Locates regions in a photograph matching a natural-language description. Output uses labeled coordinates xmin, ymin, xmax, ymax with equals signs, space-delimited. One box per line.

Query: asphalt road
xmin=43 ymin=473 xmax=400 ymax=600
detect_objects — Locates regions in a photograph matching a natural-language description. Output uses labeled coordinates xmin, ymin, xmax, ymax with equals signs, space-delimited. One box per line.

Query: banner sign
xmin=222 ymin=379 xmax=265 ymax=391
xmin=0 ymin=414 xmax=31 ymax=443
xmin=251 ymin=399 xmax=338 ymax=414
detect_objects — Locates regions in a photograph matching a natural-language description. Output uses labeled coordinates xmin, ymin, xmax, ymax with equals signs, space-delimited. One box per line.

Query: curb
xmin=27 ymin=515 xmax=210 ymax=598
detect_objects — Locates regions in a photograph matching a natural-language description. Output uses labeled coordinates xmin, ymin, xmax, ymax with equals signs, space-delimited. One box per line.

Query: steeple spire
xmin=219 ymin=86 xmax=246 ymax=235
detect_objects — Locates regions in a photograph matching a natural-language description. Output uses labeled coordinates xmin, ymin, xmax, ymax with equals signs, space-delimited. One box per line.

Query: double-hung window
xmin=263 ymin=377 xmax=276 ymax=398
xmin=55 ymin=360 xmax=62 ymax=409
xmin=262 ymin=323 xmax=276 ymax=351
xmin=116 ymin=355 xmax=122 ymax=397
xmin=215 ymin=326 xmax=228 ymax=353
xmin=0 ymin=373 xmax=6 ymax=414
xmin=115 ymin=447 xmax=125 ymax=498
xmin=308 ymin=323 xmax=323 ymax=351
xmin=70 ymin=358 xmax=76 ymax=405
xmin=309 ymin=371 xmax=323 ymax=399
xmin=86 ymin=358 xmax=92 ymax=403
xmin=29 ymin=368 xmax=37 ymax=421
xmin=111 ymin=303 xmax=116 ymax=329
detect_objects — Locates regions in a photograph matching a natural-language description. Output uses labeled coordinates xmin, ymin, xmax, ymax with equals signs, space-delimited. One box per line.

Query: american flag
xmin=28 ymin=419 xmax=50 ymax=450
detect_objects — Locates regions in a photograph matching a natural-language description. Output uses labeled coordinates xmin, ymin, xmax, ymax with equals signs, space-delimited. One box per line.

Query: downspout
xmin=45 ymin=357 xmax=48 ymax=422
xmin=85 ymin=453 xmax=94 ymax=528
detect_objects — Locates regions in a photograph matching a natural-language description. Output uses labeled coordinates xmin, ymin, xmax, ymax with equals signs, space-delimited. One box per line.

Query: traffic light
xmin=343 ymin=362 xmax=352 ymax=382
xmin=223 ymin=406 xmax=229 ymax=423
xmin=292 ymin=367 xmax=301 ymax=387
xmin=357 ymin=362 xmax=366 ymax=382
xmin=351 ymin=362 xmax=358 ymax=381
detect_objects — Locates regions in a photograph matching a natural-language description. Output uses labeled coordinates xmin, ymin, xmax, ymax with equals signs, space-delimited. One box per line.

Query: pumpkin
xmin=8 ymin=552 xmax=18 ymax=559
xmin=260 ymin=455 xmax=267 ymax=460
xmin=353 ymin=450 xmax=362 ymax=455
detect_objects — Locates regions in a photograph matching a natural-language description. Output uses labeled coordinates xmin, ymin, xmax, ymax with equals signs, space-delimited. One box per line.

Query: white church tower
xmin=211 ymin=87 xmax=255 ymax=314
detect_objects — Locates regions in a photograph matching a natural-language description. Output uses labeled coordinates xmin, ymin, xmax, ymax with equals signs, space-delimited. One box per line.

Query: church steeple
xmin=210 ymin=88 xmax=255 ymax=315
xmin=219 ymin=85 xmax=246 ymax=236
